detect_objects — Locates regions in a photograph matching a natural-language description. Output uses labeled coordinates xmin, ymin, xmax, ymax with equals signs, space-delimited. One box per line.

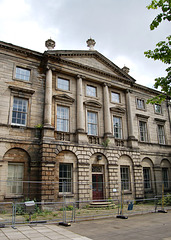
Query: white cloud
xmin=0 ymin=0 xmax=169 ymax=91
xmin=0 ymin=0 xmax=60 ymax=51
xmin=0 ymin=0 xmax=30 ymax=19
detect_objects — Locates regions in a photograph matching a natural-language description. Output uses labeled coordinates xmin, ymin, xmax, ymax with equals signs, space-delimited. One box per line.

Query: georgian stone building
xmin=0 ymin=38 xmax=170 ymax=203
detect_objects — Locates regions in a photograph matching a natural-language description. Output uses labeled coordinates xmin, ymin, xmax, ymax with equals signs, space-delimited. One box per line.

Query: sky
xmin=0 ymin=0 xmax=170 ymax=88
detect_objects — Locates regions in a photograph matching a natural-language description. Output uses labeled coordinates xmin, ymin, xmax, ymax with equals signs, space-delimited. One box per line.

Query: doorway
xmin=92 ymin=174 xmax=104 ymax=200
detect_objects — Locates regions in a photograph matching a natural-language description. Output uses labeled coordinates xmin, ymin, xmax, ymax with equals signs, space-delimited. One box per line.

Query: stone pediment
xmin=154 ymin=118 xmax=166 ymax=122
xmin=136 ymin=114 xmax=149 ymax=119
xmin=46 ymin=50 xmax=135 ymax=83
xmin=53 ymin=94 xmax=75 ymax=104
xmin=9 ymin=85 xmax=35 ymax=95
xmin=84 ymin=100 xmax=102 ymax=108
xmin=65 ymin=56 xmax=117 ymax=76
xmin=110 ymin=106 xmax=126 ymax=114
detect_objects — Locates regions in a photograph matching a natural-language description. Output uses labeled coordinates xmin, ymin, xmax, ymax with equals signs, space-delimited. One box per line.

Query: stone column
xmin=43 ymin=68 xmax=54 ymax=138
xmin=77 ymin=75 xmax=84 ymax=132
xmin=103 ymin=83 xmax=112 ymax=135
xmin=44 ymin=68 xmax=52 ymax=126
xmin=126 ymin=90 xmax=138 ymax=148
xmin=103 ymin=83 xmax=114 ymax=146
xmin=76 ymin=75 xmax=87 ymax=143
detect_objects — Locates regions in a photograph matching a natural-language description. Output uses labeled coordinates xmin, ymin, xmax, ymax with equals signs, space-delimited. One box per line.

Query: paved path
xmin=0 ymin=224 xmax=92 ymax=240
xmin=1 ymin=212 xmax=171 ymax=240
xmin=69 ymin=211 xmax=171 ymax=240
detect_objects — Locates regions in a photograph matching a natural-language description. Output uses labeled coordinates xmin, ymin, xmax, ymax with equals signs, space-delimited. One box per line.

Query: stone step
xmin=89 ymin=201 xmax=115 ymax=208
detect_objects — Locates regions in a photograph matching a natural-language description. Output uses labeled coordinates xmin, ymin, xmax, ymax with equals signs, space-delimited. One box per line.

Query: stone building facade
xmin=0 ymin=38 xmax=170 ymax=203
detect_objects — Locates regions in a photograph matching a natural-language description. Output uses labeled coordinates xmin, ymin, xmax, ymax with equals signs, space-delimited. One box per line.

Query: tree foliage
xmin=144 ymin=0 xmax=171 ymax=104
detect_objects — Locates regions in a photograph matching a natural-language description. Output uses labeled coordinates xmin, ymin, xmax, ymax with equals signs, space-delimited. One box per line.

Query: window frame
xmin=136 ymin=98 xmax=145 ymax=110
xmin=162 ymin=168 xmax=169 ymax=189
xmin=59 ymin=163 xmax=73 ymax=194
xmin=11 ymin=97 xmax=28 ymax=126
xmin=143 ymin=167 xmax=152 ymax=190
xmin=13 ymin=65 xmax=32 ymax=83
xmin=157 ymin=124 xmax=165 ymax=145
xmin=154 ymin=104 xmax=162 ymax=114
xmin=120 ymin=166 xmax=131 ymax=191
xmin=111 ymin=92 xmax=120 ymax=103
xmin=57 ymin=105 xmax=69 ymax=132
xmin=7 ymin=163 xmax=24 ymax=196
xmin=113 ymin=116 xmax=122 ymax=139
xmin=86 ymin=85 xmax=97 ymax=98
xmin=57 ymin=77 xmax=70 ymax=91
xmin=139 ymin=120 xmax=148 ymax=142
xmin=87 ymin=111 xmax=98 ymax=136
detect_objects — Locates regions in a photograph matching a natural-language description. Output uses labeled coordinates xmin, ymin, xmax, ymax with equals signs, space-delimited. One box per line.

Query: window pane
xmin=158 ymin=125 xmax=165 ymax=144
xmin=111 ymin=92 xmax=120 ymax=103
xmin=120 ymin=167 xmax=130 ymax=190
xmin=87 ymin=85 xmax=96 ymax=97
xmin=137 ymin=99 xmax=145 ymax=109
xmin=57 ymin=106 xmax=69 ymax=132
xmin=162 ymin=168 xmax=169 ymax=189
xmin=113 ymin=117 xmax=122 ymax=139
xmin=16 ymin=67 xmax=30 ymax=81
xmin=139 ymin=121 xmax=147 ymax=142
xmin=58 ymin=78 xmax=69 ymax=91
xmin=12 ymin=97 xmax=28 ymax=126
xmin=155 ymin=104 xmax=161 ymax=114
xmin=7 ymin=164 xmax=24 ymax=195
xmin=59 ymin=163 xmax=72 ymax=193
xmin=87 ymin=112 xmax=97 ymax=135
xmin=143 ymin=168 xmax=151 ymax=189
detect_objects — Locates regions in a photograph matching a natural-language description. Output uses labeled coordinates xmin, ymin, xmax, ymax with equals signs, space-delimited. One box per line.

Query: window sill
xmin=86 ymin=95 xmax=98 ymax=99
xmin=56 ymin=88 xmax=71 ymax=93
xmin=13 ymin=78 xmax=32 ymax=84
xmin=154 ymin=112 xmax=162 ymax=115
xmin=58 ymin=193 xmax=74 ymax=198
xmin=11 ymin=124 xmax=27 ymax=128
xmin=139 ymin=141 xmax=149 ymax=144
xmin=136 ymin=107 xmax=146 ymax=111
xmin=144 ymin=189 xmax=153 ymax=193
xmin=122 ymin=191 xmax=132 ymax=195
xmin=5 ymin=195 xmax=24 ymax=199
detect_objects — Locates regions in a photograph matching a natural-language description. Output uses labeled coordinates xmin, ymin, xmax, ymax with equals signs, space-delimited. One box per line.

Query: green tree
xmin=144 ymin=0 xmax=171 ymax=104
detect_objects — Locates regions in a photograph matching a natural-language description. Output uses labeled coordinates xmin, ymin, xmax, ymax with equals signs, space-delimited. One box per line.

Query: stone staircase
xmin=89 ymin=201 xmax=115 ymax=208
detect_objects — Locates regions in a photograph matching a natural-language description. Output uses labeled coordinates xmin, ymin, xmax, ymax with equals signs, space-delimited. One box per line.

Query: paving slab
xmin=0 ymin=224 xmax=92 ymax=240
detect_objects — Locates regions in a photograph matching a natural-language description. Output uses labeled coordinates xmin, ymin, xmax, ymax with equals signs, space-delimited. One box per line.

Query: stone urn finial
xmin=122 ymin=66 xmax=130 ymax=74
xmin=86 ymin=38 xmax=96 ymax=50
xmin=45 ymin=38 xmax=56 ymax=50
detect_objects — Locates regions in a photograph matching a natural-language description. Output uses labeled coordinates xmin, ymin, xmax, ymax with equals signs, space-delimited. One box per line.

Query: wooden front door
xmin=92 ymin=174 xmax=104 ymax=200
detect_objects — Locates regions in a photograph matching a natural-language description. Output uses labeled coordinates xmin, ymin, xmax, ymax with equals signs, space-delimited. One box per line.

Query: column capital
xmin=76 ymin=75 xmax=85 ymax=80
xmin=103 ymin=83 xmax=111 ymax=87
xmin=126 ymin=89 xmax=133 ymax=94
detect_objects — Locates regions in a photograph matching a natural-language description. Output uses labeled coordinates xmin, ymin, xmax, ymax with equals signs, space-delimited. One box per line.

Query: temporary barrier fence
xmin=0 ymin=180 xmax=171 ymax=227
xmin=0 ymin=196 xmax=170 ymax=227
